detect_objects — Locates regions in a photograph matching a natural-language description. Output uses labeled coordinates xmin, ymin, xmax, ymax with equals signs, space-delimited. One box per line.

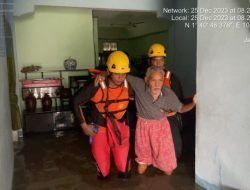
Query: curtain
xmin=2 ymin=0 xmax=22 ymax=130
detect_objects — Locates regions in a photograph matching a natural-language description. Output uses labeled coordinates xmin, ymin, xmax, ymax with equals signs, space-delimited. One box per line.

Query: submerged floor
xmin=13 ymin=129 xmax=203 ymax=190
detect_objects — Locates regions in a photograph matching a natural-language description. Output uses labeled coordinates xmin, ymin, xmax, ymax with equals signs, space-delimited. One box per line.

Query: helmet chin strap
xmin=108 ymin=76 xmax=123 ymax=88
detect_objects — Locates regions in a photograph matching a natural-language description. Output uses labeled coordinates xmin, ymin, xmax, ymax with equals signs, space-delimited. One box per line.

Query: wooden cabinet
xmin=23 ymin=107 xmax=74 ymax=133
xmin=21 ymin=69 xmax=89 ymax=134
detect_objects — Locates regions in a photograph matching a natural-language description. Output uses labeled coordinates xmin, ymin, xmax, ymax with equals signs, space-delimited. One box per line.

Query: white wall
xmin=14 ymin=0 xmax=160 ymax=16
xmin=196 ymin=0 xmax=250 ymax=189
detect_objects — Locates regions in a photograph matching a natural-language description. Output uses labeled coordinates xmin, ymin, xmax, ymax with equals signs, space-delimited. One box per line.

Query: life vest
xmin=163 ymin=70 xmax=171 ymax=88
xmin=88 ymin=68 xmax=103 ymax=78
xmin=91 ymin=79 xmax=129 ymax=120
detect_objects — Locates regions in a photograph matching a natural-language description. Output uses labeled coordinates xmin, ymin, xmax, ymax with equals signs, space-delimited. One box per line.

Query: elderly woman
xmin=124 ymin=66 xmax=196 ymax=175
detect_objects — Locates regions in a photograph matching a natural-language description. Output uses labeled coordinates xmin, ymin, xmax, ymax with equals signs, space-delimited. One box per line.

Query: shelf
xmin=23 ymin=69 xmax=89 ymax=79
xmin=21 ymin=69 xmax=90 ymax=134
xmin=23 ymin=106 xmax=72 ymax=115
xmin=24 ymin=68 xmax=88 ymax=73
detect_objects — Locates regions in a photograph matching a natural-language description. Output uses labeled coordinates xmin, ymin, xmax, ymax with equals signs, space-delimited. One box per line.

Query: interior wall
xmin=13 ymin=0 xmax=160 ymax=16
xmin=98 ymin=27 xmax=128 ymax=40
xmin=0 ymin=3 xmax=14 ymax=190
xmin=196 ymin=0 xmax=250 ymax=189
xmin=14 ymin=6 xmax=95 ymax=71
xmin=14 ymin=6 xmax=95 ymax=110
xmin=93 ymin=17 xmax=99 ymax=66
xmin=97 ymin=0 xmax=196 ymax=98
xmin=0 ymin=53 xmax=13 ymax=190
xmin=166 ymin=0 xmax=197 ymax=98
xmin=127 ymin=31 xmax=168 ymax=59
xmin=126 ymin=19 xmax=168 ymax=38
xmin=0 ymin=57 xmax=13 ymax=190
xmin=99 ymin=31 xmax=168 ymax=59
xmin=14 ymin=6 xmax=95 ymax=87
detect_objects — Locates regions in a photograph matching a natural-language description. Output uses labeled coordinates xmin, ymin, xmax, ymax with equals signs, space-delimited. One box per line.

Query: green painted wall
xmin=127 ymin=31 xmax=168 ymax=59
xmin=93 ymin=17 xmax=99 ymax=67
xmin=14 ymin=6 xmax=95 ymax=85
xmin=99 ymin=31 xmax=168 ymax=59
xmin=14 ymin=6 xmax=95 ymax=109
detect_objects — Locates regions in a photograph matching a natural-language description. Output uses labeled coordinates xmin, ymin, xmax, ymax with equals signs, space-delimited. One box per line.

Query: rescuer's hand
xmin=94 ymin=73 xmax=106 ymax=87
xmin=165 ymin=111 xmax=177 ymax=117
xmin=81 ymin=123 xmax=96 ymax=137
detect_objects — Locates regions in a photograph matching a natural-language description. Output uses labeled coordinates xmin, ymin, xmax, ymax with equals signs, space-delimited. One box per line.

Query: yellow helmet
xmin=107 ymin=51 xmax=130 ymax=73
xmin=148 ymin=43 xmax=167 ymax=58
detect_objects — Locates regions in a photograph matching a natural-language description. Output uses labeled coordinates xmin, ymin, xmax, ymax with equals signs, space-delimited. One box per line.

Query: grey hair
xmin=145 ymin=66 xmax=165 ymax=82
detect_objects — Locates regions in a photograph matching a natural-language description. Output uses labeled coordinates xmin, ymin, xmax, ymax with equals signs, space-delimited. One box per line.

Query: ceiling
xmin=93 ymin=10 xmax=169 ymax=39
xmin=93 ymin=10 xmax=162 ymax=28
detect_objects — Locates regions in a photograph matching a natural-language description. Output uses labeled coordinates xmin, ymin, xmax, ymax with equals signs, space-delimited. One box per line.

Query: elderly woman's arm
xmin=126 ymin=75 xmax=145 ymax=91
xmin=94 ymin=73 xmax=145 ymax=92
xmin=162 ymin=87 xmax=196 ymax=114
xmin=179 ymin=94 xmax=196 ymax=113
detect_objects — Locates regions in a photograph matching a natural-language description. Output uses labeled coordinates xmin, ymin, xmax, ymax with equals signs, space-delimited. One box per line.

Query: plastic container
xmin=89 ymin=123 xmax=99 ymax=144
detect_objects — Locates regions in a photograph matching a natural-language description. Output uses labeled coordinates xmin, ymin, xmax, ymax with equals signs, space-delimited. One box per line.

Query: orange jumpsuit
xmin=73 ymin=79 xmax=131 ymax=178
